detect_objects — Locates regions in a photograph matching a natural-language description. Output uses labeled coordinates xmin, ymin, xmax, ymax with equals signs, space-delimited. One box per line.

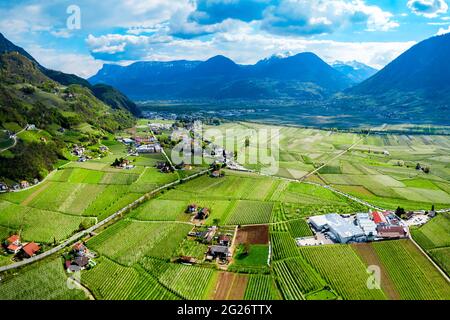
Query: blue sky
xmin=1 ymin=0 xmax=449 ymax=78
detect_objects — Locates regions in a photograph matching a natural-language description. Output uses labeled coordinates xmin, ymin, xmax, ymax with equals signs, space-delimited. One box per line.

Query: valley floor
xmin=0 ymin=120 xmax=449 ymax=300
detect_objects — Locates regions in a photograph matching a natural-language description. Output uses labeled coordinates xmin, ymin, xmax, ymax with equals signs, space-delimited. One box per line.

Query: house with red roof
xmin=6 ymin=234 xmax=20 ymax=245
xmin=372 ymin=211 xmax=387 ymax=225
xmin=5 ymin=234 xmax=22 ymax=254
xmin=22 ymin=242 xmax=40 ymax=258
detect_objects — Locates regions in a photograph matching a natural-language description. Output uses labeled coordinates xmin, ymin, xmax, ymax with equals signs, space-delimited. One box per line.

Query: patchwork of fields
xmin=0 ymin=122 xmax=449 ymax=301
xmin=0 ymin=139 xmax=177 ymax=245
xmin=208 ymin=122 xmax=450 ymax=211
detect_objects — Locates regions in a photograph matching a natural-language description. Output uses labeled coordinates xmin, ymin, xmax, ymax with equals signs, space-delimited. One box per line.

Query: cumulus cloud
xmin=261 ymin=0 xmax=399 ymax=36
xmin=407 ymin=0 xmax=448 ymax=18
xmin=436 ymin=25 xmax=450 ymax=34
xmin=190 ymin=0 xmax=275 ymax=24
xmin=85 ymin=28 xmax=414 ymax=70
xmin=27 ymin=45 xmax=103 ymax=78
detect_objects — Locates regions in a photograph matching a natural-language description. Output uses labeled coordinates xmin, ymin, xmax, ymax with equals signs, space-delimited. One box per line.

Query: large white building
xmin=309 ymin=214 xmax=367 ymax=244
xmin=356 ymin=213 xmax=378 ymax=239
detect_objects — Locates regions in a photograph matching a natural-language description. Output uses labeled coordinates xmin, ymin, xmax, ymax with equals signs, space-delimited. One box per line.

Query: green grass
xmin=233 ymin=244 xmax=269 ymax=267
xmin=0 ymin=258 xmax=87 ymax=300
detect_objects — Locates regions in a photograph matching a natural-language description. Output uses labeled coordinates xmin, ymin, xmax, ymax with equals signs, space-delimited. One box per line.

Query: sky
xmin=1 ymin=0 xmax=450 ymax=78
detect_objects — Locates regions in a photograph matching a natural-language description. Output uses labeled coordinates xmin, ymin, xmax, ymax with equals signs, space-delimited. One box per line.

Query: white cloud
xmin=260 ymin=0 xmax=398 ymax=36
xmin=86 ymin=28 xmax=415 ymax=69
xmin=407 ymin=0 xmax=448 ymax=18
xmin=436 ymin=25 xmax=450 ymax=34
xmin=27 ymin=45 xmax=103 ymax=78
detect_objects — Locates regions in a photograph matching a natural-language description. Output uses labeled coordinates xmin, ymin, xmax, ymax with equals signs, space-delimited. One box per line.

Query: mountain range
xmin=90 ymin=53 xmax=374 ymax=101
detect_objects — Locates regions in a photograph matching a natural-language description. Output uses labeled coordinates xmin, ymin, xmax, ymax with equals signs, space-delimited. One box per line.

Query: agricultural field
xmin=0 ymin=258 xmax=87 ymax=300
xmin=0 ymin=134 xmax=176 ymax=249
xmin=1 ymin=121 xmax=449 ymax=301
xmin=411 ymin=213 xmax=450 ymax=275
xmin=207 ymin=122 xmax=450 ymax=212
xmin=373 ymin=240 xmax=450 ymax=300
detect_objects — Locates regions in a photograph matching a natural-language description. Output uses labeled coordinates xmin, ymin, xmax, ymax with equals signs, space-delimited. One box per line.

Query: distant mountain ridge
xmin=332 ymin=61 xmax=378 ymax=84
xmin=349 ymin=33 xmax=450 ymax=101
xmin=89 ymin=52 xmax=354 ymax=100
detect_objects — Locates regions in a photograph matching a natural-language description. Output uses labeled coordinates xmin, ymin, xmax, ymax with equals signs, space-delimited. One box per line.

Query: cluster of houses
xmin=112 ymin=158 xmax=135 ymax=170
xmin=0 ymin=179 xmax=40 ymax=192
xmin=118 ymin=136 xmax=163 ymax=155
xmin=307 ymin=210 xmax=408 ymax=244
xmin=64 ymin=242 xmax=96 ymax=272
xmin=156 ymin=161 xmax=174 ymax=173
xmin=186 ymin=226 xmax=233 ymax=263
xmin=187 ymin=204 xmax=210 ymax=221
xmin=2 ymin=234 xmax=40 ymax=258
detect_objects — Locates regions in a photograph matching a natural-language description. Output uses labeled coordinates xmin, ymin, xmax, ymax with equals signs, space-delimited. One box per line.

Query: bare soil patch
xmin=212 ymin=272 xmax=249 ymax=300
xmin=236 ymin=225 xmax=269 ymax=245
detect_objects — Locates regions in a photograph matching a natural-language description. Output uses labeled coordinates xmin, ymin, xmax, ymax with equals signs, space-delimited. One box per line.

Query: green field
xmin=373 ymin=240 xmax=450 ymax=300
xmin=0 ymin=258 xmax=86 ymax=300
xmin=1 ymin=121 xmax=449 ymax=300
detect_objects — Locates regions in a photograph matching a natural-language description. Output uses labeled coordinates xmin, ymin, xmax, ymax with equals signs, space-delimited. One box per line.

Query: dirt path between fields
xmin=352 ymin=243 xmax=401 ymax=300
xmin=21 ymin=182 xmax=50 ymax=206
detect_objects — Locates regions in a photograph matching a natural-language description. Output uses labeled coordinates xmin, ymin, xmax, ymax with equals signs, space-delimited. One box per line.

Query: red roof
xmin=7 ymin=244 xmax=21 ymax=252
xmin=6 ymin=234 xmax=20 ymax=244
xmin=22 ymin=242 xmax=40 ymax=257
xmin=372 ymin=211 xmax=386 ymax=224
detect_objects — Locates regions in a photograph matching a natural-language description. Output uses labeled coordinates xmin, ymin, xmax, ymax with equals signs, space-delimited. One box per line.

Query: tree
xmin=245 ymin=137 xmax=250 ymax=148
xmin=395 ymin=207 xmax=406 ymax=218
xmin=416 ymin=163 xmax=421 ymax=170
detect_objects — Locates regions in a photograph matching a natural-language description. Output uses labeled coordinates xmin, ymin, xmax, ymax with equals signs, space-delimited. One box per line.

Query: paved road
xmin=0 ymin=168 xmax=211 ymax=273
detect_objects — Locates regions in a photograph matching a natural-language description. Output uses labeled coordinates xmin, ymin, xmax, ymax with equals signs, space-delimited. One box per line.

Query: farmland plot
xmin=273 ymin=257 xmax=325 ymax=299
xmin=131 ymin=199 xmax=188 ymax=221
xmin=0 ymin=200 xmax=93 ymax=242
xmin=0 ymin=258 xmax=86 ymax=300
xmin=373 ymin=240 xmax=450 ymax=300
xmin=244 ymin=275 xmax=280 ymax=300
xmin=411 ymin=214 xmax=450 ymax=250
xmin=82 ymin=257 xmax=179 ymax=300
xmin=88 ymin=220 xmax=191 ymax=265
xmin=141 ymin=259 xmax=215 ymax=300
xmin=300 ymin=245 xmax=386 ymax=300
xmin=225 ymin=200 xmax=273 ymax=225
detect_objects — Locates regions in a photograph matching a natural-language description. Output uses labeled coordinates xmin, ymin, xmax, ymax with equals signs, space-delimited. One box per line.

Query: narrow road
xmin=0 ymin=126 xmax=27 ymax=153
xmin=299 ymin=131 xmax=369 ymax=181
xmin=0 ymin=168 xmax=211 ymax=273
